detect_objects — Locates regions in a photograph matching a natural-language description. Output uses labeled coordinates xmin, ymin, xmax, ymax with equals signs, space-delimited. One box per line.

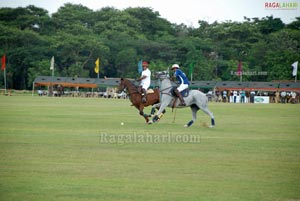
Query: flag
xmin=138 ymin=60 xmax=142 ymax=73
xmin=94 ymin=58 xmax=100 ymax=74
xmin=292 ymin=61 xmax=298 ymax=76
xmin=50 ymin=56 xmax=54 ymax=70
xmin=237 ymin=60 xmax=242 ymax=76
xmin=1 ymin=55 xmax=6 ymax=71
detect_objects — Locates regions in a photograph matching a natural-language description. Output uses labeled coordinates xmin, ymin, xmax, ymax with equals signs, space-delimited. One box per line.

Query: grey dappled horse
xmin=151 ymin=71 xmax=215 ymax=127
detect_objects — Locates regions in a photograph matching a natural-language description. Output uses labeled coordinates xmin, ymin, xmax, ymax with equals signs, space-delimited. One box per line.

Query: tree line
xmin=0 ymin=4 xmax=299 ymax=89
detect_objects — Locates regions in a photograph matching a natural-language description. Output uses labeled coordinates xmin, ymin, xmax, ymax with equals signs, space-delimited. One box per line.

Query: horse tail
xmin=205 ymin=94 xmax=209 ymax=104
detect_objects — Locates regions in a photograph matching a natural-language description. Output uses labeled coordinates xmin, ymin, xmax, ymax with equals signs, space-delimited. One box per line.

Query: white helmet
xmin=171 ymin=64 xmax=180 ymax=69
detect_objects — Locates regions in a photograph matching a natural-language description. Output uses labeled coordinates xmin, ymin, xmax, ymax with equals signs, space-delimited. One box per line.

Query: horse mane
xmin=123 ymin=78 xmax=138 ymax=91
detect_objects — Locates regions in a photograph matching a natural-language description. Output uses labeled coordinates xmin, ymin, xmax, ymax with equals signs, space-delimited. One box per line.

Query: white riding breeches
xmin=177 ymin=84 xmax=189 ymax=92
xmin=140 ymin=83 xmax=150 ymax=90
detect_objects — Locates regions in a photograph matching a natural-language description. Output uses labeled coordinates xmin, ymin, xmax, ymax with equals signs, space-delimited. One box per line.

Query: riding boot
xmin=174 ymin=89 xmax=186 ymax=106
xmin=141 ymin=88 xmax=147 ymax=103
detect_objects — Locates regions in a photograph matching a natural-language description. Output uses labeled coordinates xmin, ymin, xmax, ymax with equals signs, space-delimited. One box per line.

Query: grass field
xmin=0 ymin=95 xmax=300 ymax=201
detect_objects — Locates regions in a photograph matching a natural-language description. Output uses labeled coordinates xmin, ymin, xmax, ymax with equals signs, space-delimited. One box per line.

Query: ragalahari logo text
xmin=264 ymin=1 xmax=299 ymax=9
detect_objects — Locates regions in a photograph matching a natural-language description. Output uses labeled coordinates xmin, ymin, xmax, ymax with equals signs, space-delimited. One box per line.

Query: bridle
xmin=120 ymin=80 xmax=139 ymax=96
xmin=156 ymin=76 xmax=175 ymax=97
xmin=120 ymin=75 xmax=174 ymax=97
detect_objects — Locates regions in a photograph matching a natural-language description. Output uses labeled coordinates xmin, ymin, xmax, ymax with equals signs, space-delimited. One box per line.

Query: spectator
xmin=222 ymin=90 xmax=227 ymax=103
xmin=290 ymin=91 xmax=297 ymax=104
xmin=240 ymin=90 xmax=246 ymax=103
xmin=233 ymin=90 xmax=238 ymax=103
xmin=215 ymin=90 xmax=221 ymax=102
xmin=280 ymin=91 xmax=286 ymax=104
xmin=275 ymin=90 xmax=280 ymax=103
xmin=38 ymin=90 xmax=43 ymax=96
xmin=250 ymin=90 xmax=255 ymax=103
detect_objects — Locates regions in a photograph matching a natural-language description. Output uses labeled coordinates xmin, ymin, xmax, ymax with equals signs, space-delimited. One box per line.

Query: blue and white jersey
xmin=174 ymin=69 xmax=189 ymax=85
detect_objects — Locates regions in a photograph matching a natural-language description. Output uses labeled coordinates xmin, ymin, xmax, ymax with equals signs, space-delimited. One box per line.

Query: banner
xmin=1 ymin=55 xmax=6 ymax=71
xmin=50 ymin=56 xmax=54 ymax=70
xmin=138 ymin=60 xmax=142 ymax=73
xmin=254 ymin=96 xmax=269 ymax=104
xmin=94 ymin=58 xmax=100 ymax=74
xmin=237 ymin=60 xmax=242 ymax=76
xmin=292 ymin=61 xmax=298 ymax=76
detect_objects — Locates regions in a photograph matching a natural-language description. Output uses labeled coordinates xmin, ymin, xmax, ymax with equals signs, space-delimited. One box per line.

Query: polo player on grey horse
xmin=171 ymin=64 xmax=189 ymax=106
xmin=150 ymin=70 xmax=215 ymax=128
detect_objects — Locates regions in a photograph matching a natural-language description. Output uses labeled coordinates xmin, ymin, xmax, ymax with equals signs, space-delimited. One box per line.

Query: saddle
xmin=138 ymin=87 xmax=154 ymax=94
xmin=171 ymin=87 xmax=189 ymax=97
xmin=137 ymin=87 xmax=154 ymax=103
xmin=171 ymin=87 xmax=189 ymax=108
xmin=147 ymin=89 xmax=154 ymax=94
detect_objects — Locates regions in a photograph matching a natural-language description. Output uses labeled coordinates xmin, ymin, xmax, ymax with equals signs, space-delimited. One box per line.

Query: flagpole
xmin=50 ymin=56 xmax=54 ymax=96
xmin=237 ymin=60 xmax=242 ymax=82
xmin=51 ymin=67 xmax=54 ymax=96
xmin=32 ymin=82 xmax=35 ymax=96
xmin=3 ymin=67 xmax=6 ymax=94
xmin=189 ymin=63 xmax=194 ymax=82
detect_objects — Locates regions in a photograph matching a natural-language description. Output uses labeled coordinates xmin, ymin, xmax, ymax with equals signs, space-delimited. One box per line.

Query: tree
xmin=1 ymin=5 xmax=300 ymax=89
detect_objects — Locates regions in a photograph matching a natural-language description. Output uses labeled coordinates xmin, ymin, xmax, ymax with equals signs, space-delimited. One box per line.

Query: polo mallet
xmin=172 ymin=108 xmax=177 ymax=123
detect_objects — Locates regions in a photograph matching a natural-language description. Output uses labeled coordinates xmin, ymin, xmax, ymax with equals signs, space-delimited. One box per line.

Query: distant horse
xmin=118 ymin=78 xmax=164 ymax=123
xmin=151 ymin=71 xmax=215 ymax=127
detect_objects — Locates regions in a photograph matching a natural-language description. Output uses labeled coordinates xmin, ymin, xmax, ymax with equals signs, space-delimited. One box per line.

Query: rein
xmin=157 ymin=77 xmax=178 ymax=111
xmin=126 ymin=90 xmax=139 ymax=95
xmin=158 ymin=78 xmax=174 ymax=96
xmin=122 ymin=80 xmax=139 ymax=95
xmin=160 ymin=86 xmax=173 ymax=96
xmin=122 ymin=77 xmax=174 ymax=96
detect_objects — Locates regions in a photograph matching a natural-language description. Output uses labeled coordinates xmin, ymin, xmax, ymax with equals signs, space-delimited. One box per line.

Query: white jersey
xmin=140 ymin=68 xmax=151 ymax=89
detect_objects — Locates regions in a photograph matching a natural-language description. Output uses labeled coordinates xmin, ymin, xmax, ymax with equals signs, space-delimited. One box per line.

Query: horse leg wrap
xmin=150 ymin=108 xmax=156 ymax=116
xmin=153 ymin=115 xmax=160 ymax=122
xmin=186 ymin=120 xmax=194 ymax=127
xmin=211 ymin=119 xmax=215 ymax=126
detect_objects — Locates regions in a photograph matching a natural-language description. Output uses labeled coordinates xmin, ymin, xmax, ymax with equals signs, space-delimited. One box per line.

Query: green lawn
xmin=0 ymin=95 xmax=299 ymax=201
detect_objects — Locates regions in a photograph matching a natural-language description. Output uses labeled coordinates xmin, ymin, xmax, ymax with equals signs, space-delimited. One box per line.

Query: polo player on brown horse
xmin=136 ymin=61 xmax=151 ymax=103
xmin=118 ymin=78 xmax=165 ymax=123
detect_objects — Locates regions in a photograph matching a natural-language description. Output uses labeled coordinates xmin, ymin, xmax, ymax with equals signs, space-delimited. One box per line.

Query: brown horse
xmin=118 ymin=78 xmax=163 ymax=123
